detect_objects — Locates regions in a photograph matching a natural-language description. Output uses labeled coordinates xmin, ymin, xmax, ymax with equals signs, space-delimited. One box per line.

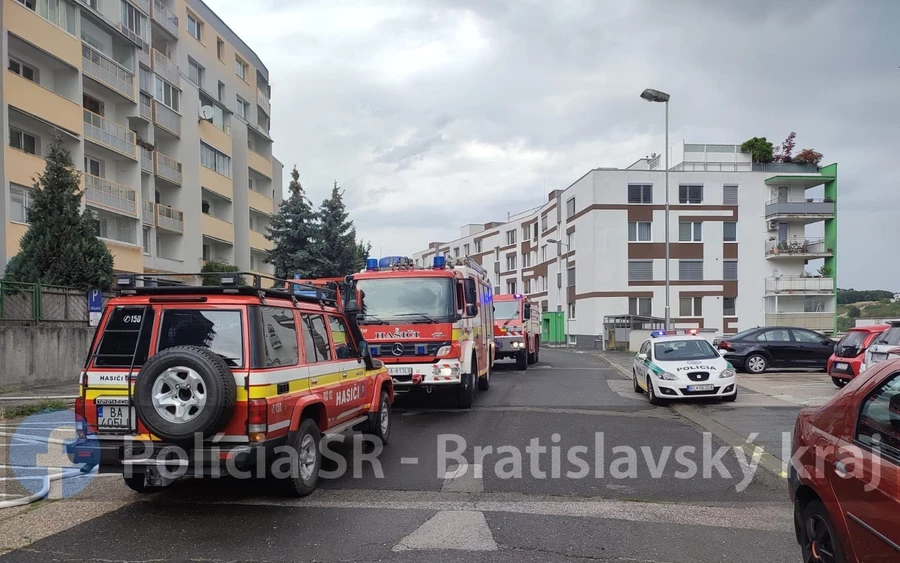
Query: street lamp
xmin=548 ymin=238 xmax=570 ymax=347
xmin=640 ymin=87 xmax=671 ymax=330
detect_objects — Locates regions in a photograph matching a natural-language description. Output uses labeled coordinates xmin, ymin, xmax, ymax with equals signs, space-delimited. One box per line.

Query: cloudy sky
xmin=209 ymin=0 xmax=897 ymax=290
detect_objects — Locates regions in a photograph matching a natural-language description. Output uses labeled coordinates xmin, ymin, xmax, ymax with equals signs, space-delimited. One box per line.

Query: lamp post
xmin=640 ymin=87 xmax=671 ymax=330
xmin=548 ymin=238 xmax=570 ymax=348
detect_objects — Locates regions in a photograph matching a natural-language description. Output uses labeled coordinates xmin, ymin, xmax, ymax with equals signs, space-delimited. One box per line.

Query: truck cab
xmin=492 ymin=293 xmax=541 ymax=369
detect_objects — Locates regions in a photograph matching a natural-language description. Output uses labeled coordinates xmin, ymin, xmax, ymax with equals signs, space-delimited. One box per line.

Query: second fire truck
xmin=492 ymin=293 xmax=541 ymax=369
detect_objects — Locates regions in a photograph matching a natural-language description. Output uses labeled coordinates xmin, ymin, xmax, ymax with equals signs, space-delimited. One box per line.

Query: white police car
xmin=632 ymin=331 xmax=737 ymax=405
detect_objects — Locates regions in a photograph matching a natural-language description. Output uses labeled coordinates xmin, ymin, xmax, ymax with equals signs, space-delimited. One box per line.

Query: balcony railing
xmin=84 ymin=174 xmax=137 ymax=216
xmin=152 ymin=49 xmax=180 ymax=86
xmin=765 ymin=313 xmax=834 ymax=332
xmin=154 ymin=151 xmax=182 ymax=185
xmin=765 ymin=276 xmax=834 ymax=295
xmin=83 ymin=110 xmax=136 ymax=158
xmin=82 ymin=42 xmax=134 ymax=100
xmin=752 ymin=163 xmax=820 ymax=173
xmin=152 ymin=0 xmax=179 ymax=37
xmin=765 ymin=199 xmax=835 ymax=219
xmin=132 ymin=0 xmax=151 ymax=14
xmin=139 ymin=94 xmax=152 ymax=120
xmin=142 ymin=199 xmax=155 ymax=224
xmin=257 ymin=87 xmax=271 ymax=115
xmin=765 ymin=238 xmax=832 ymax=257
xmin=153 ymin=100 xmax=181 ymax=137
xmin=156 ymin=204 xmax=184 ymax=233
xmin=140 ymin=147 xmax=153 ymax=172
xmin=137 ymin=44 xmax=150 ymax=68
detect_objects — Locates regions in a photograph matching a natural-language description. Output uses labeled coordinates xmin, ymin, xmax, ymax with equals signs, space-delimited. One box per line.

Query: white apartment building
xmin=414 ymin=142 xmax=839 ymax=345
xmin=1 ymin=0 xmax=282 ymax=277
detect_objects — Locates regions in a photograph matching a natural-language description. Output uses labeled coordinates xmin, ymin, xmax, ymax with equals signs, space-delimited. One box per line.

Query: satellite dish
xmin=199 ymin=105 xmax=215 ymax=121
xmin=772 ymin=267 xmax=783 ymax=279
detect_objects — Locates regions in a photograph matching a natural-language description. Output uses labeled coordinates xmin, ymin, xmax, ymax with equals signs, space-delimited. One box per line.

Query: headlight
xmin=434 ymin=366 xmax=460 ymax=377
xmin=720 ymin=369 xmax=735 ymax=379
xmin=657 ymin=371 xmax=678 ymax=381
xmin=436 ymin=345 xmax=452 ymax=356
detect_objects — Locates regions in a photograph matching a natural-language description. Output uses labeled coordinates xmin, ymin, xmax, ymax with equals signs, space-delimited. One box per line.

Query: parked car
xmin=860 ymin=320 xmax=900 ymax=375
xmin=712 ymin=326 xmax=835 ymax=374
xmin=827 ymin=324 xmax=888 ymax=388
xmin=789 ymin=357 xmax=900 ymax=562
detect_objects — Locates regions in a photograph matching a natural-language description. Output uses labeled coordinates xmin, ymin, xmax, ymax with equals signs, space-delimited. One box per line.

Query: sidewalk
xmin=0 ymin=382 xmax=78 ymax=416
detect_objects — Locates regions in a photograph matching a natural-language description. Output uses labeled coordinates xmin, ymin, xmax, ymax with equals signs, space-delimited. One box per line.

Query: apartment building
xmin=414 ymin=142 xmax=838 ymax=344
xmin=1 ymin=0 xmax=282 ymax=278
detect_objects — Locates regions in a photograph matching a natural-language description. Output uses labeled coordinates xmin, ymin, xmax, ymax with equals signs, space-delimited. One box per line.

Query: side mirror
xmin=465 ymin=304 xmax=478 ymax=317
xmin=463 ymin=278 xmax=478 ymax=306
xmin=345 ymin=299 xmax=360 ymax=314
xmin=637 ymin=353 xmax=647 ymax=361
xmin=524 ymin=303 xmax=532 ymax=320
xmin=358 ymin=339 xmax=374 ymax=370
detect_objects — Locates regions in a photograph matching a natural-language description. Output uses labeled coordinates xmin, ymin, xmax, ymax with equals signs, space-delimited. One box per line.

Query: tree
xmin=847 ymin=305 xmax=861 ymax=318
xmin=200 ymin=259 xmax=241 ymax=286
xmin=317 ymin=180 xmax=361 ymax=278
xmin=265 ymin=167 xmax=323 ymax=281
xmin=740 ymin=137 xmax=775 ymax=164
xmin=778 ymin=131 xmax=796 ymax=163
xmin=794 ymin=148 xmax=823 ymax=166
xmin=4 ymin=132 xmax=114 ymax=290
xmin=354 ymin=238 xmax=372 ymax=272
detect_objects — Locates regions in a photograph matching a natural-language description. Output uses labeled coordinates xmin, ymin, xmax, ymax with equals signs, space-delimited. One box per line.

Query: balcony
xmin=139 ymin=95 xmax=152 ymax=120
xmin=152 ymin=49 xmax=180 ymax=86
xmin=154 ymin=152 xmax=182 ymax=185
xmin=5 ymin=147 xmax=46 ymax=187
xmin=198 ymin=119 xmax=230 ymax=149
xmin=140 ymin=147 xmax=153 ymax=173
xmin=257 ymin=87 xmax=271 ymax=116
xmin=84 ymin=174 xmax=138 ymax=217
xmin=200 ymin=166 xmax=233 ymax=199
xmin=83 ymin=110 xmax=137 ymax=159
xmin=7 ymin=0 xmax=81 ymax=68
xmin=249 ymin=230 xmax=273 ymax=251
xmin=752 ymin=163 xmax=820 ymax=173
xmin=152 ymin=100 xmax=181 ymax=137
xmin=765 ymin=276 xmax=835 ymax=295
xmin=151 ymin=0 xmax=179 ymax=38
xmin=202 ymin=214 xmax=234 ymax=244
xmin=156 ymin=204 xmax=184 ymax=233
xmin=133 ymin=0 xmax=151 ymax=14
xmin=248 ymin=189 xmax=273 ymax=214
xmin=765 ymin=238 xmax=833 ymax=259
xmin=82 ymin=43 xmax=134 ymax=101
xmin=5 ymin=73 xmax=82 ymax=134
xmin=106 ymin=242 xmax=143 ymax=273
xmin=766 ymin=199 xmax=835 ymax=222
xmin=247 ymin=149 xmax=272 ymax=178
xmin=142 ymin=199 xmax=155 ymax=224
xmin=765 ymin=313 xmax=834 ymax=332
xmin=137 ymin=44 xmax=151 ymax=68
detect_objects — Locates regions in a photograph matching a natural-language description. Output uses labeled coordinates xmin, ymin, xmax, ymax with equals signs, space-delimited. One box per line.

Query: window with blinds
xmin=679 ymin=260 xmax=704 ymax=281
xmin=628 ymin=184 xmax=653 ymax=204
xmin=628 ymin=261 xmax=653 ymax=281
xmin=628 ymin=221 xmax=652 ymax=242
xmin=679 ymin=185 xmax=703 ymax=204
xmin=724 ymin=185 xmax=738 ymax=205
xmin=724 ymin=222 xmax=737 ymax=242
xmin=629 ymin=297 xmax=652 ymax=316
xmin=724 ymin=260 xmax=738 ymax=281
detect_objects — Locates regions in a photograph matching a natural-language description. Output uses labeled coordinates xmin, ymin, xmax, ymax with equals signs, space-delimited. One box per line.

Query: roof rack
xmin=114 ymin=272 xmax=341 ymax=308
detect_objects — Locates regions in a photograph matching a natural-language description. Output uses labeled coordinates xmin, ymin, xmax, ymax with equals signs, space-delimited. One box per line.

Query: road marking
xmin=392 ymin=510 xmax=497 ymax=552
xmin=441 ymin=463 xmax=483 ymax=493
xmin=395 ymin=406 xmax=675 ymax=419
xmin=400 ymin=457 xmax=419 ymax=465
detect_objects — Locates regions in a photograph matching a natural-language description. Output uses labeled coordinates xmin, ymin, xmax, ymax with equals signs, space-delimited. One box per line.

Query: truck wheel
xmin=527 ymin=340 xmax=537 ymax=365
xmin=365 ymin=389 xmax=392 ymax=445
xmin=457 ymin=372 xmax=475 ymax=409
xmin=516 ymin=350 xmax=528 ymax=370
xmin=279 ymin=418 xmax=322 ymax=497
xmin=534 ymin=338 xmax=540 ymax=363
xmin=478 ymin=360 xmax=491 ymax=391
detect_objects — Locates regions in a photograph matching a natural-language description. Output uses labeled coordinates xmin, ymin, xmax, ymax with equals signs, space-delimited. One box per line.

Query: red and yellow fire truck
xmin=351 ymin=255 xmax=495 ymax=408
xmin=493 ymin=293 xmax=541 ymax=370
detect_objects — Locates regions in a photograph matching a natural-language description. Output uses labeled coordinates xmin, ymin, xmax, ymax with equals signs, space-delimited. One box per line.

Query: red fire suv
xmin=492 ymin=293 xmax=540 ymax=370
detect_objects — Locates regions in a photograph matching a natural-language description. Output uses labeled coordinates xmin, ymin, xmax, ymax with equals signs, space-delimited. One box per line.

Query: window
xmin=187 ymin=13 xmax=201 ymax=41
xmin=679 ymin=260 xmax=704 ymax=281
xmin=627 ymin=184 xmax=653 ymax=204
xmin=757 ymin=329 xmax=790 ymax=342
xmin=723 ymin=297 xmax=736 ymax=316
xmin=723 ymin=260 xmax=738 ymax=281
xmin=541 ymin=214 xmax=548 ymax=231
xmin=10 ymin=184 xmax=31 ymax=223
xmin=567 ymin=231 xmax=575 ymax=249
xmin=679 ymin=297 xmax=702 ymax=317
xmin=83 ymin=156 xmax=102 ymax=176
xmin=201 ymin=199 xmax=211 ymax=214
xmin=522 ymin=223 xmax=531 ymax=240
xmin=93 ymin=306 xmax=155 ymax=367
xmin=679 ymin=222 xmax=702 ymax=242
xmin=216 ymin=37 xmax=224 ymax=60
xmin=15 ymin=0 xmax=36 ymax=11
xmin=522 ymin=252 xmax=531 ymax=268
xmin=507 ymin=280 xmax=517 ymax=294
xmin=506 ymin=229 xmax=516 ymax=245
xmin=628 ymin=261 xmax=653 ymax=282
xmin=142 ymin=226 xmax=151 ymax=255
xmin=463 ymin=244 xmax=469 ymax=256
xmin=200 ymin=142 xmax=231 ymax=177
xmin=8 ymin=57 xmax=38 ymax=83
xmin=540 ymin=244 xmax=547 ymax=262
xmin=91 ymin=209 xmax=137 ymax=244
xmin=567 ymin=267 xmax=575 ymax=287
xmin=566 ymin=197 xmax=576 ymax=218
xmin=121 ymin=1 xmax=147 ymax=40
xmin=187 ymin=57 xmax=204 ymax=86
xmin=83 ymin=94 xmax=103 ymax=115
xmin=453 ymin=247 xmax=460 ymax=257
xmin=236 ymin=95 xmax=249 ymax=119
xmin=301 ymin=314 xmax=333 ymax=363
xmin=157 ymin=309 xmax=243 ymax=367
xmin=217 ymin=81 xmax=225 ymax=102
xmin=259 ymin=307 xmax=299 ymax=367
xmin=494 ymin=246 xmax=500 ymax=260
xmin=202 ymin=244 xmax=211 ymax=261
xmin=856 ymin=374 xmax=900 ymax=461
xmin=235 ymin=56 xmax=247 ymax=80
xmin=9 ymin=127 xmax=38 ymax=155
xmin=679 ymin=185 xmax=703 ymax=204
xmin=154 ymin=77 xmax=180 ymax=111
xmin=724 ymin=222 xmax=737 ymax=242
xmin=533 ymin=221 xmax=539 ymax=241
xmin=329 ymin=316 xmax=354 ymax=360
xmin=523 ymin=278 xmax=532 ymax=294
xmin=568 ymin=302 xmax=575 ymax=319
xmin=628 ymin=221 xmax=652 ymax=242
xmin=474 ymin=240 xmax=482 ymax=253
xmin=629 ymin=297 xmax=652 ymax=317
xmin=723 ymin=185 xmax=738 ymax=206
xmin=506 ymin=254 xmax=516 ymax=271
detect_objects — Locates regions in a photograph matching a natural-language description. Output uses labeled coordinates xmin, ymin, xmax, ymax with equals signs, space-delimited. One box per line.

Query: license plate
xmin=687 ymin=384 xmax=715 ymax=392
xmin=97 ymin=405 xmax=133 ymax=428
xmin=388 ymin=367 xmax=413 ymax=376
xmin=835 ymin=362 xmax=848 ymax=370
xmin=871 ymin=353 xmax=888 ymax=361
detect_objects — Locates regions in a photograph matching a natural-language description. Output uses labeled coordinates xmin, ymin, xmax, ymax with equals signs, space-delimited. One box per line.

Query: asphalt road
xmin=0 ymin=349 xmax=802 ymax=563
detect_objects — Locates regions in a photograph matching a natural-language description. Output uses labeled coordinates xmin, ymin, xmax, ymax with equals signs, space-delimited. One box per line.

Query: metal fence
xmin=0 ymin=281 xmax=114 ymax=325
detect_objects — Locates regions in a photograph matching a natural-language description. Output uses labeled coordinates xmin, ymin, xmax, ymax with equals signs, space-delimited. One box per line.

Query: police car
xmin=632 ymin=331 xmax=737 ymax=405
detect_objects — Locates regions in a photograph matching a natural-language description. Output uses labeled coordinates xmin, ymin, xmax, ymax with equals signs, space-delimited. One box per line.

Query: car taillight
xmin=718 ymin=341 xmax=733 ymax=351
xmin=248 ymin=399 xmax=267 ymax=439
xmin=75 ymin=396 xmax=85 ymax=417
xmin=74 ymin=397 xmax=86 ymax=438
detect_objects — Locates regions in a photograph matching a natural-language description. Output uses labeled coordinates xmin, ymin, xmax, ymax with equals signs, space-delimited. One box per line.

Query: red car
xmin=827 ymin=324 xmax=888 ymax=388
xmin=789 ymin=358 xmax=900 ymax=562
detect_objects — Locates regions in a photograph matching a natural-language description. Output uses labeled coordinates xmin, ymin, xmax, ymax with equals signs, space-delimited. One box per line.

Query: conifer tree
xmin=317 ymin=180 xmax=360 ymax=277
xmin=265 ymin=167 xmax=323 ymax=280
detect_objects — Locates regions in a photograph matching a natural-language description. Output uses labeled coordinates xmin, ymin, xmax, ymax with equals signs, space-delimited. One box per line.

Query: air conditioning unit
xmin=767 ymin=221 xmax=778 ymax=231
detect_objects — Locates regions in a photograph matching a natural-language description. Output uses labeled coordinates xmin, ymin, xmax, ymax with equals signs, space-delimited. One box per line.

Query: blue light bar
xmin=416 ymin=345 xmax=426 ymax=355
xmin=370 ymin=346 xmax=379 ymax=356
xmin=651 ymin=329 xmax=699 ymax=338
xmin=514 ymin=293 xmax=523 ymax=299
xmin=433 ymin=256 xmax=446 ymax=269
xmin=365 ymin=258 xmax=378 ymax=271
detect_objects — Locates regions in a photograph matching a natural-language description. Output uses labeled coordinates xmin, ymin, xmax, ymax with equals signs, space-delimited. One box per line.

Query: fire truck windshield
xmin=493 ymin=301 xmax=520 ymax=321
xmin=357 ymin=277 xmax=455 ymax=322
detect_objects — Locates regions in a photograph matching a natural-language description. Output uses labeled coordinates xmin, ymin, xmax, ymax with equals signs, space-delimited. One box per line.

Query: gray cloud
xmin=209 ymin=0 xmax=900 ymax=290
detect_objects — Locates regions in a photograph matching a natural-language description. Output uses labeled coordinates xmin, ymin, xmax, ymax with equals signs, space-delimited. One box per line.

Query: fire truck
xmin=492 ymin=293 xmax=541 ymax=369
xmin=350 ymin=255 xmax=495 ymax=408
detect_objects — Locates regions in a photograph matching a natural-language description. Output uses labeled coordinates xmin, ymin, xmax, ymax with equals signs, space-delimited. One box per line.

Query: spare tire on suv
xmin=134 ymin=346 xmax=237 ymax=443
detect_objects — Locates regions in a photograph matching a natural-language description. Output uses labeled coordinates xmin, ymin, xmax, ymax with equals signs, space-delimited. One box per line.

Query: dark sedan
xmin=712 ymin=326 xmax=835 ymax=374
